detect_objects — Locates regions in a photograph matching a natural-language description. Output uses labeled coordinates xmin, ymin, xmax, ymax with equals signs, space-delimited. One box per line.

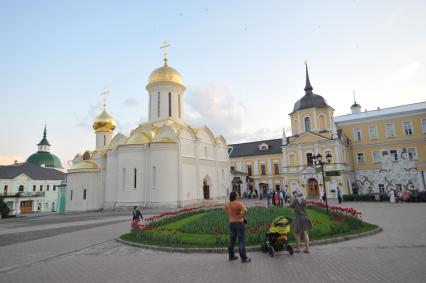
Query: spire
xmin=160 ymin=41 xmax=171 ymax=66
xmin=282 ymin=129 xmax=287 ymax=146
xmin=43 ymin=124 xmax=47 ymax=139
xmin=353 ymin=90 xmax=357 ymax=104
xmin=304 ymin=60 xmax=313 ymax=93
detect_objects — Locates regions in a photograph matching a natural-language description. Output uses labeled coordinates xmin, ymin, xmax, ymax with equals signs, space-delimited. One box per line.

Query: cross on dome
xmin=101 ymin=88 xmax=109 ymax=110
xmin=160 ymin=41 xmax=171 ymax=65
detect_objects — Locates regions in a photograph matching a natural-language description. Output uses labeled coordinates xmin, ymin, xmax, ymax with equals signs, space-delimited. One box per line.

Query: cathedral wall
xmin=115 ymin=145 xmax=146 ymax=204
xmin=149 ymin=143 xmax=179 ymax=204
xmin=104 ymin=150 xmax=119 ymax=208
xmin=66 ymin=172 xmax=102 ymax=211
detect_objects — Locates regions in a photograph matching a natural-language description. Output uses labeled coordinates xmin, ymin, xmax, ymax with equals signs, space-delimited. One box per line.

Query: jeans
xmin=228 ymin=222 xmax=247 ymax=259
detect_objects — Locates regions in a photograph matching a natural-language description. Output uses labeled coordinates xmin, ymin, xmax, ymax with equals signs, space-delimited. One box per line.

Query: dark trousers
xmin=228 ymin=222 xmax=247 ymax=259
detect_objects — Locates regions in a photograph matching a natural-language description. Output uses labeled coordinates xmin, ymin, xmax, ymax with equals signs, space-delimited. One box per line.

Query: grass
xmin=122 ymin=206 xmax=378 ymax=248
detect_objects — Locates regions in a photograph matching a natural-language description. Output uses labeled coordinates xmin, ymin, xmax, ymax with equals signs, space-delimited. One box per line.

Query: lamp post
xmin=315 ymin=153 xmax=332 ymax=214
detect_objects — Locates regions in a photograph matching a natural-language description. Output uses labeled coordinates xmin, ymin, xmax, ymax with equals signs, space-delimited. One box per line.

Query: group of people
xmin=267 ymin=190 xmax=289 ymax=206
xmin=225 ymin=188 xmax=312 ymax=263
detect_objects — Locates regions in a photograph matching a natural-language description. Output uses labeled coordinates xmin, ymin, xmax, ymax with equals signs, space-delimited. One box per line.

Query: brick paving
xmin=0 ymin=201 xmax=425 ymax=282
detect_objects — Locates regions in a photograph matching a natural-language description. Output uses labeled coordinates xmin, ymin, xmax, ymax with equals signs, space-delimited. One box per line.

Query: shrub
xmin=343 ymin=194 xmax=376 ymax=201
xmin=0 ymin=197 xmax=11 ymax=218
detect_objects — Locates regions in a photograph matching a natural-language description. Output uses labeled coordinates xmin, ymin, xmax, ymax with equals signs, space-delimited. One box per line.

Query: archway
xmin=203 ymin=175 xmax=211 ymax=200
xmin=307 ymin=178 xmax=319 ymax=196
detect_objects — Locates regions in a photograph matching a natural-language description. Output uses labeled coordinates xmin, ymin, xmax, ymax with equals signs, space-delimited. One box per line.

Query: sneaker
xmin=229 ymin=256 xmax=238 ymax=261
xmin=241 ymin=257 xmax=251 ymax=263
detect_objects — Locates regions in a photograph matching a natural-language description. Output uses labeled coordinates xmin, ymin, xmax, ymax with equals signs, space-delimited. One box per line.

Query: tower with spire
xmin=350 ymin=90 xmax=362 ymax=114
xmin=27 ymin=125 xmax=63 ymax=169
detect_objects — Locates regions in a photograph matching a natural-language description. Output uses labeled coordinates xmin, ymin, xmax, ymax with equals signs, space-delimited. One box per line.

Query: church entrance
xmin=308 ymin=178 xmax=319 ymax=196
xmin=203 ymin=176 xmax=211 ymax=200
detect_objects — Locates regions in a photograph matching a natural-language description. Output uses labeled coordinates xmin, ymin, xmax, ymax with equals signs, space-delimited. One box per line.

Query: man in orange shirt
xmin=224 ymin=191 xmax=251 ymax=263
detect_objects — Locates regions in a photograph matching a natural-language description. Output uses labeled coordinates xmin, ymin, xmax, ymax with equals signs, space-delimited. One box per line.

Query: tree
xmin=0 ymin=196 xmax=11 ymax=218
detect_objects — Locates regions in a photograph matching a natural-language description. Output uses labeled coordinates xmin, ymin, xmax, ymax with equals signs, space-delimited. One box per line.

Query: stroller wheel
xmin=261 ymin=243 xmax=268 ymax=253
xmin=287 ymin=244 xmax=294 ymax=255
xmin=268 ymin=246 xmax=275 ymax=257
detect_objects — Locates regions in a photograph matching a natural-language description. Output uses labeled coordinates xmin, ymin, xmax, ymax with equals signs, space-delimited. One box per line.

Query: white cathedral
xmin=66 ymin=46 xmax=230 ymax=211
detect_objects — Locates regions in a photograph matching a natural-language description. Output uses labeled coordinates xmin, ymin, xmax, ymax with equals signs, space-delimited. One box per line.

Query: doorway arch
xmin=203 ymin=175 xmax=211 ymax=200
xmin=307 ymin=178 xmax=319 ymax=196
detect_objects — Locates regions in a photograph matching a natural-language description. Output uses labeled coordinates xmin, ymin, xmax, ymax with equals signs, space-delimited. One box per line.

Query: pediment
xmin=288 ymin=131 xmax=330 ymax=145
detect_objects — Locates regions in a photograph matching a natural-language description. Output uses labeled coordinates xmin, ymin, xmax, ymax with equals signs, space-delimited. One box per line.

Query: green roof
xmin=27 ymin=152 xmax=63 ymax=169
xmin=38 ymin=138 xmax=51 ymax=146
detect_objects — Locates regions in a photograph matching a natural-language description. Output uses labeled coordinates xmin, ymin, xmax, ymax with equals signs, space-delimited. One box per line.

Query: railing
xmin=0 ymin=191 xmax=45 ymax=198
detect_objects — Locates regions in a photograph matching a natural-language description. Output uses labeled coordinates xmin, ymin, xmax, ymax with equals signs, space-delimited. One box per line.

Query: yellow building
xmin=229 ymin=139 xmax=284 ymax=197
xmin=229 ymin=64 xmax=426 ymax=198
xmin=335 ymin=101 xmax=426 ymax=194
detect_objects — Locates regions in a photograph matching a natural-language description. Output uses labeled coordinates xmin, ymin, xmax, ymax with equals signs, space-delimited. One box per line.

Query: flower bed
xmin=122 ymin=204 xmax=376 ymax=248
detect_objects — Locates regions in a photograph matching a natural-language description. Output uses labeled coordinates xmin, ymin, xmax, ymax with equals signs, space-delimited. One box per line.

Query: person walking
xmin=132 ymin=206 xmax=143 ymax=222
xmin=224 ymin=191 xmax=251 ymax=263
xmin=336 ymin=187 xmax=342 ymax=204
xmin=290 ymin=190 xmax=312 ymax=253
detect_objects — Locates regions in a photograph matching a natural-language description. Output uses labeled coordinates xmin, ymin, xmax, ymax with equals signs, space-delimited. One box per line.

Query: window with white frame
xmin=422 ymin=119 xmax=426 ymax=134
xmin=378 ymin=184 xmax=385 ymax=193
xmin=353 ymin=128 xmax=362 ymax=141
xmin=385 ymin=123 xmax=395 ymax=137
xmin=356 ymin=152 xmax=365 ymax=164
xmin=390 ymin=150 xmax=398 ymax=161
xmin=403 ymin=121 xmax=413 ymax=135
xmin=260 ymin=164 xmax=266 ymax=175
xmin=258 ymin=143 xmax=269 ymax=151
xmin=372 ymin=151 xmax=381 ymax=163
xmin=368 ymin=125 xmax=378 ymax=139
xmin=304 ymin=117 xmax=311 ymax=131
xmin=306 ymin=153 xmax=314 ymax=166
xmin=274 ymin=163 xmax=279 ymax=175
xmin=407 ymin=147 xmax=418 ymax=160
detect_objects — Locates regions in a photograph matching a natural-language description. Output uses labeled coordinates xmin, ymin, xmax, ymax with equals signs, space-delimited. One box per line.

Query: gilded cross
xmin=160 ymin=41 xmax=171 ymax=64
xmin=101 ymin=88 xmax=109 ymax=110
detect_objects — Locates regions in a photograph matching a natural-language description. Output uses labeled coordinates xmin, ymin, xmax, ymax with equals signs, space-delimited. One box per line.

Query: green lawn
xmin=122 ymin=206 xmax=377 ymax=248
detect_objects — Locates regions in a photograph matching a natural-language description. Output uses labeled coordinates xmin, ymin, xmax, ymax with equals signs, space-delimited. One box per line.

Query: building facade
xmin=66 ymin=49 xmax=230 ymax=211
xmin=0 ymin=162 xmax=65 ymax=215
xmin=229 ymin=64 xmax=426 ymax=198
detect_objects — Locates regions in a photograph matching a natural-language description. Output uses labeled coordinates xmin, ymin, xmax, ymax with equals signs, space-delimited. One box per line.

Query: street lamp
xmin=315 ymin=153 xmax=332 ymax=214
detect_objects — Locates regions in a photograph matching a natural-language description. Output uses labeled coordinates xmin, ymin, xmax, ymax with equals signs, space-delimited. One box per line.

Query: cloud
xmin=122 ymin=98 xmax=139 ymax=107
xmin=185 ymin=85 xmax=247 ymax=137
xmin=0 ymin=155 xmax=24 ymax=165
xmin=386 ymin=62 xmax=421 ymax=81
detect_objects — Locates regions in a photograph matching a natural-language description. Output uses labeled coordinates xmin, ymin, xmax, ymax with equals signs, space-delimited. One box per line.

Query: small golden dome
xmin=147 ymin=63 xmax=185 ymax=88
xmin=93 ymin=110 xmax=116 ymax=133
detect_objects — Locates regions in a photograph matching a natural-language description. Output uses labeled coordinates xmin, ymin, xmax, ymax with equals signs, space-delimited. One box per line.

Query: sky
xmin=0 ymin=0 xmax=425 ymax=168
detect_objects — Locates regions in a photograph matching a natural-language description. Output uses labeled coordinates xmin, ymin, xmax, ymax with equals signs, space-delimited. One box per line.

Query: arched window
xmin=133 ymin=168 xmax=137 ymax=189
xmin=304 ymin=117 xmax=311 ymax=131
xmin=157 ymin=92 xmax=161 ymax=117
xmin=168 ymin=92 xmax=172 ymax=116
xmin=152 ymin=166 xmax=156 ymax=189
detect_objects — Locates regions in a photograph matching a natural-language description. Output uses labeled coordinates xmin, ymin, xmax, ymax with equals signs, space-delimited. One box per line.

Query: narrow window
xmin=53 ymin=185 xmax=56 ymax=191
xmin=422 ymin=119 xmax=426 ymax=134
xmin=152 ymin=166 xmax=156 ymax=189
xmin=168 ymin=92 xmax=172 ymax=116
xmin=33 ymin=185 xmax=36 ymax=191
xmin=407 ymin=148 xmax=417 ymax=160
xmin=304 ymin=117 xmax=311 ymax=131
xmin=47 ymin=185 xmax=50 ymax=191
xmin=353 ymin=128 xmax=362 ymax=141
xmin=274 ymin=163 xmax=279 ymax=175
xmin=178 ymin=95 xmax=181 ymax=118
xmin=40 ymin=185 xmax=43 ymax=191
xmin=379 ymin=184 xmax=385 ymax=193
xmin=103 ymin=135 xmax=106 ymax=146
xmin=385 ymin=123 xmax=395 ymax=137
xmin=70 ymin=190 xmax=73 ymax=200
xmin=372 ymin=151 xmax=381 ymax=163
xmin=390 ymin=150 xmax=398 ymax=161
xmin=403 ymin=121 xmax=413 ymax=135
xmin=83 ymin=189 xmax=87 ymax=200
xmin=356 ymin=153 xmax=365 ymax=164
xmin=247 ymin=165 xmax=252 ymax=176
xmin=133 ymin=168 xmax=137 ymax=189
xmin=306 ymin=153 xmax=313 ymax=166
xmin=157 ymin=92 xmax=160 ymax=117
xmin=122 ymin=168 xmax=126 ymax=189
xmin=261 ymin=164 xmax=266 ymax=175
xmin=368 ymin=125 xmax=378 ymax=139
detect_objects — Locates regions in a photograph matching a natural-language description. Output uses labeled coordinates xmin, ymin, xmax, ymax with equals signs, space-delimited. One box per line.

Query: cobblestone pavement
xmin=1 ymin=201 xmax=425 ymax=283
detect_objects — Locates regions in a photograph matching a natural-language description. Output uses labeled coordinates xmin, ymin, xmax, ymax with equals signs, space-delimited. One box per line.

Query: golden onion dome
xmin=93 ymin=110 xmax=116 ymax=133
xmin=147 ymin=63 xmax=185 ymax=88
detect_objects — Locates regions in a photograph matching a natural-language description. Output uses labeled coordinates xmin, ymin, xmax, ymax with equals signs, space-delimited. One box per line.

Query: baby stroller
xmin=261 ymin=216 xmax=294 ymax=257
